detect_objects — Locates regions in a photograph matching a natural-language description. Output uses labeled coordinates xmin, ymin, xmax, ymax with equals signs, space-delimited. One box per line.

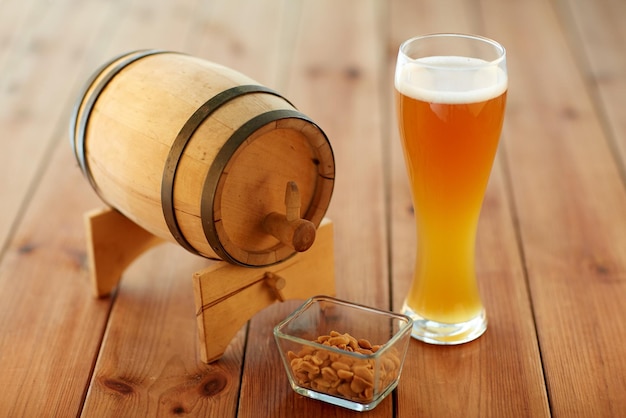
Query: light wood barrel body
xmin=70 ymin=50 xmax=335 ymax=267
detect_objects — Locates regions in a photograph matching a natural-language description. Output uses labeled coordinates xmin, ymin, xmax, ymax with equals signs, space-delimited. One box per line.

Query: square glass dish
xmin=274 ymin=295 xmax=413 ymax=411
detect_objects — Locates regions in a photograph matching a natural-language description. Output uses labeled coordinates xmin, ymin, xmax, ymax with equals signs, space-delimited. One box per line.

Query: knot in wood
xmin=100 ymin=377 xmax=134 ymax=395
xmin=199 ymin=371 xmax=228 ymax=397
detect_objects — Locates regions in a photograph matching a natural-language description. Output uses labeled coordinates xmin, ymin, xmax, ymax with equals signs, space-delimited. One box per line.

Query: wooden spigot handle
xmin=264 ymin=272 xmax=287 ymax=302
xmin=263 ymin=181 xmax=316 ymax=252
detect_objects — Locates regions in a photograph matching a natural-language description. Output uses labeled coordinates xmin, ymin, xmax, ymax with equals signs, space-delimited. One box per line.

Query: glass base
xmin=292 ymin=380 xmax=398 ymax=412
xmin=402 ymin=304 xmax=487 ymax=345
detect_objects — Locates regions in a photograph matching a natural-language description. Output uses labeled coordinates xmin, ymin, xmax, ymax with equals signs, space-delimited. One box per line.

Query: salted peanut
xmin=337 ymin=382 xmax=357 ymax=399
xmin=336 ymin=369 xmax=354 ymax=380
xmin=314 ymin=349 xmax=330 ymax=362
xmin=287 ymin=351 xmax=298 ymax=362
xmin=328 ymin=335 xmax=350 ymax=346
xmin=317 ymin=335 xmax=331 ymax=343
xmin=313 ymin=377 xmax=332 ymax=389
xmin=298 ymin=346 xmax=315 ymax=357
xmin=298 ymin=361 xmax=320 ymax=375
xmin=294 ymin=371 xmax=308 ymax=384
xmin=346 ymin=334 xmax=359 ymax=350
xmin=290 ymin=358 xmax=303 ymax=369
xmin=389 ymin=351 xmax=401 ymax=368
xmin=340 ymin=355 xmax=356 ymax=367
xmin=359 ymin=387 xmax=374 ymax=401
xmin=350 ymin=375 xmax=372 ymax=394
xmin=329 ymin=330 xmax=342 ymax=337
xmin=331 ymin=361 xmax=351 ymax=372
xmin=321 ymin=366 xmax=339 ymax=382
xmin=358 ymin=338 xmax=372 ymax=350
xmin=353 ymin=365 xmax=374 ymax=383
xmin=351 ymin=358 xmax=366 ymax=369
xmin=309 ymin=355 xmax=324 ymax=366
xmin=381 ymin=357 xmax=396 ymax=373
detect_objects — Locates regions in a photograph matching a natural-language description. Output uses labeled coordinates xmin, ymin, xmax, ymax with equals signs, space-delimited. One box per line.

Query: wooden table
xmin=1 ymin=0 xmax=625 ymax=416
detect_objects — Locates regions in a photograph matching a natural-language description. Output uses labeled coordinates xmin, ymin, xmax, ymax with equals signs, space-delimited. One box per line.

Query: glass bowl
xmin=273 ymin=295 xmax=413 ymax=411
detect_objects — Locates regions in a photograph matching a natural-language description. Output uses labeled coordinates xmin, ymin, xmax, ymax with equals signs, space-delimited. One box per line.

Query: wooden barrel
xmin=70 ymin=50 xmax=335 ymax=267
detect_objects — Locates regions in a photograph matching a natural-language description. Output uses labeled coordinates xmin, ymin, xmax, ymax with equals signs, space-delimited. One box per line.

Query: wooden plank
xmin=184 ymin=0 xmax=295 ymax=88
xmin=0 ymin=0 xmax=38 ymax=69
xmin=238 ymin=0 xmax=393 ymax=416
xmin=558 ymin=0 xmax=626 ymax=177
xmin=483 ymin=0 xmax=626 ymax=416
xmin=77 ymin=0 xmax=201 ymax=63
xmin=0 ymin=137 xmax=110 ymax=416
xmin=388 ymin=0 xmax=550 ymax=416
xmin=0 ymin=0 xmax=133 ymax=415
xmin=0 ymin=0 xmax=112 ymax=250
xmin=80 ymin=245 xmax=245 ymax=417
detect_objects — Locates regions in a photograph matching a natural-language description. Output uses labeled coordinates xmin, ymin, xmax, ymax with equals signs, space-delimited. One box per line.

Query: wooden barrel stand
xmin=85 ymin=208 xmax=335 ymax=363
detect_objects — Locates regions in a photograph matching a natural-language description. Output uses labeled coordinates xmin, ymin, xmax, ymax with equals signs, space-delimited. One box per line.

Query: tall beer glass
xmin=394 ymin=34 xmax=507 ymax=344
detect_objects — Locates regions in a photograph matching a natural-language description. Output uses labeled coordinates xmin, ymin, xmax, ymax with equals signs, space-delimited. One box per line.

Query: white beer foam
xmin=395 ymin=56 xmax=507 ymax=104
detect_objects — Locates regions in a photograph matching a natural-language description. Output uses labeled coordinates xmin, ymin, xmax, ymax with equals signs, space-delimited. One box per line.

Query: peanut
xmin=314 ymin=349 xmax=330 ymax=362
xmin=317 ymin=335 xmax=331 ymax=344
xmin=358 ymin=338 xmax=372 ymax=349
xmin=337 ymin=382 xmax=357 ymax=398
xmin=336 ymin=369 xmax=354 ymax=380
xmin=328 ymin=335 xmax=350 ymax=346
xmin=309 ymin=354 xmax=324 ymax=366
xmin=286 ymin=330 xmax=402 ymax=403
xmin=321 ymin=366 xmax=339 ymax=382
xmin=353 ymin=365 xmax=374 ymax=384
xmin=298 ymin=361 xmax=319 ymax=375
xmin=313 ymin=378 xmax=332 ymax=389
xmin=350 ymin=375 xmax=372 ymax=394
xmin=331 ymin=361 xmax=350 ymax=372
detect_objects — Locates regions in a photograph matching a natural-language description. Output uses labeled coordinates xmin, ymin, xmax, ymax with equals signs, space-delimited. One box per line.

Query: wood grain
xmin=0 ymin=0 xmax=111 ymax=250
xmin=81 ymin=244 xmax=244 ymax=417
xmin=0 ymin=134 xmax=110 ymax=416
xmin=558 ymin=0 xmax=626 ymax=167
xmin=0 ymin=0 xmax=123 ymax=415
xmin=485 ymin=0 xmax=626 ymax=416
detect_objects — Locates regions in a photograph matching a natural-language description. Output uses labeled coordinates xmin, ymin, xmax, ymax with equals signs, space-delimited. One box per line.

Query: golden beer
xmin=395 ymin=35 xmax=507 ymax=344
